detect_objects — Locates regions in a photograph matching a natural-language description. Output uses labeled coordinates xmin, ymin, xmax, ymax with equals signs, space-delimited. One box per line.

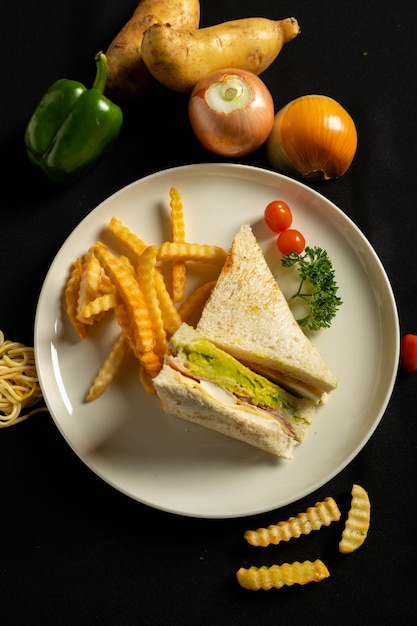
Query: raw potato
xmin=141 ymin=17 xmax=301 ymax=93
xmin=105 ymin=0 xmax=201 ymax=103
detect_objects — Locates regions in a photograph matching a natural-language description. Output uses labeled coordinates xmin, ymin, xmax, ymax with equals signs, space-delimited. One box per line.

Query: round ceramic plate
xmin=34 ymin=163 xmax=399 ymax=518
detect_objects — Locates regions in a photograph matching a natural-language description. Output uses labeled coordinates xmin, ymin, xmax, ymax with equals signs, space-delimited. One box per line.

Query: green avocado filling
xmin=169 ymin=329 xmax=295 ymax=416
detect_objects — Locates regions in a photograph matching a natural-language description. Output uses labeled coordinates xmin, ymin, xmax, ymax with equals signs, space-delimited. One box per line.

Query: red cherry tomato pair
xmin=264 ymin=200 xmax=305 ymax=255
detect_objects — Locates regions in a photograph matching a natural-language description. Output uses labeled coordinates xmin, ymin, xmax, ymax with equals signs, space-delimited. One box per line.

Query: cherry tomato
xmin=277 ymin=229 xmax=306 ymax=255
xmin=264 ymin=200 xmax=293 ymax=233
xmin=400 ymin=333 xmax=417 ymax=373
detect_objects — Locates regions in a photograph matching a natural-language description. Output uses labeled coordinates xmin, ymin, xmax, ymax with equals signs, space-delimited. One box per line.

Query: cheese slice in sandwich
xmin=197 ymin=224 xmax=338 ymax=403
xmin=153 ymin=323 xmax=316 ymax=459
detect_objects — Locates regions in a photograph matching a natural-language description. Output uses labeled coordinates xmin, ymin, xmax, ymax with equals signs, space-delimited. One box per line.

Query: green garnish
xmin=281 ymin=246 xmax=342 ymax=331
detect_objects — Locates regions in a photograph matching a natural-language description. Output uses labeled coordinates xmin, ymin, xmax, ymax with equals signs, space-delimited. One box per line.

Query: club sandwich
xmin=197 ymin=223 xmax=338 ymax=403
xmin=153 ymin=322 xmax=316 ymax=459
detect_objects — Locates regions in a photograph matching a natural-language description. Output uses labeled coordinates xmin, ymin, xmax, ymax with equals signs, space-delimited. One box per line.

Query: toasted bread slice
xmin=197 ymin=224 xmax=337 ymax=402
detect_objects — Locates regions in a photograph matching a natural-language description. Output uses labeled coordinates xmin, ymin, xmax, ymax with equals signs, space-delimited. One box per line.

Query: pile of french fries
xmin=64 ymin=187 xmax=226 ymax=401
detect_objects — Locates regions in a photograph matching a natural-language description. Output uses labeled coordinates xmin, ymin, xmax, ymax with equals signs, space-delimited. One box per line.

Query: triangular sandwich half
xmin=153 ymin=323 xmax=316 ymax=459
xmin=197 ymin=224 xmax=337 ymax=403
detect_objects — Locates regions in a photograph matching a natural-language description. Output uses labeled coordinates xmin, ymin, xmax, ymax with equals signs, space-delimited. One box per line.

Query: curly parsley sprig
xmin=281 ymin=246 xmax=342 ymax=331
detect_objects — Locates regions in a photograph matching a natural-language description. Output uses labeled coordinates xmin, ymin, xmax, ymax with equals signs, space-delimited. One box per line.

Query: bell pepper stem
xmin=92 ymin=52 xmax=109 ymax=94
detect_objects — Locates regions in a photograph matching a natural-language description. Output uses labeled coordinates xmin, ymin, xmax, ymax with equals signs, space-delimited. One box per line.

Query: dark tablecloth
xmin=1 ymin=1 xmax=416 ymax=623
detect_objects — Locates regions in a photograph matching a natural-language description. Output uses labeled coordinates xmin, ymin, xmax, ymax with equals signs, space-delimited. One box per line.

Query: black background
xmin=1 ymin=1 xmax=416 ymax=623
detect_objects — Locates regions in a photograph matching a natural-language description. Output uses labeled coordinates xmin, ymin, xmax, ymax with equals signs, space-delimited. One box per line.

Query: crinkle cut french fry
xmin=339 ymin=484 xmax=371 ymax=554
xmin=86 ymin=333 xmax=130 ymax=402
xmin=118 ymin=254 xmax=136 ymax=274
xmin=139 ymin=364 xmax=156 ymax=395
xmin=107 ymin=216 xmax=147 ymax=260
xmin=98 ymin=273 xmax=115 ymax=294
xmin=154 ymin=268 xmax=182 ymax=335
xmin=64 ymin=258 xmax=88 ymax=339
xmin=172 ymin=259 xmax=187 ymax=304
xmin=136 ymin=245 xmax=167 ymax=360
xmin=169 ymin=187 xmax=187 ymax=303
xmin=236 ymin=560 xmax=330 ymax=591
xmin=178 ymin=279 xmax=216 ymax=326
xmin=113 ymin=302 xmax=136 ymax=355
xmin=170 ymin=187 xmax=186 ymax=244
xmin=244 ymin=497 xmax=341 ymax=547
xmin=76 ymin=247 xmax=103 ymax=325
xmin=81 ymin=292 xmax=119 ymax=321
xmin=93 ymin=242 xmax=161 ymax=378
xmin=158 ymin=241 xmax=227 ymax=265
xmin=113 ymin=300 xmax=129 ymax=330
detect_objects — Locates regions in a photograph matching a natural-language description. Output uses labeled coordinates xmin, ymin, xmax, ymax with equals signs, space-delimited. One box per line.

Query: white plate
xmin=34 ymin=163 xmax=399 ymax=518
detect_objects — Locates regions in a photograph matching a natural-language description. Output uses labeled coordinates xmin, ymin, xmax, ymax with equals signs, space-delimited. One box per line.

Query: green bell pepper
xmin=24 ymin=52 xmax=123 ymax=184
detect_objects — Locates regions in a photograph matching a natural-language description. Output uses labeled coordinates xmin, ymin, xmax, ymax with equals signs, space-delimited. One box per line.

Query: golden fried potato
xmin=236 ymin=560 xmax=330 ymax=591
xmin=244 ymin=497 xmax=341 ymax=547
xmin=339 ymin=484 xmax=371 ymax=554
xmin=81 ymin=292 xmax=118 ymax=321
xmin=86 ymin=333 xmax=130 ymax=402
xmin=76 ymin=247 xmax=103 ymax=325
xmin=137 ymin=245 xmax=167 ymax=361
xmin=93 ymin=242 xmax=161 ymax=378
xmin=178 ymin=279 xmax=216 ymax=326
xmin=154 ymin=268 xmax=182 ymax=335
xmin=108 ymin=216 xmax=147 ymax=261
xmin=64 ymin=258 xmax=88 ymax=339
xmin=169 ymin=186 xmax=187 ymax=303
xmin=139 ymin=364 xmax=157 ymax=395
xmin=158 ymin=241 xmax=226 ymax=265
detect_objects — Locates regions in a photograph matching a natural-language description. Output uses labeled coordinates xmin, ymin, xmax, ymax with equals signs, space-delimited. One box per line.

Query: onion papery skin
xmin=266 ymin=95 xmax=358 ymax=181
xmin=188 ymin=68 xmax=275 ymax=158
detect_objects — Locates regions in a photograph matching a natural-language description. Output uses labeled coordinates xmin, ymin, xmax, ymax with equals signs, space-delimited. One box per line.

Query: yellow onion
xmin=266 ymin=94 xmax=358 ymax=181
xmin=188 ymin=68 xmax=275 ymax=157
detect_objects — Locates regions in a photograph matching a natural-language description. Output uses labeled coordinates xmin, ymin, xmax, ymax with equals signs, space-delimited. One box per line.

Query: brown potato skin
xmin=105 ymin=0 xmax=201 ymax=103
xmin=141 ymin=17 xmax=300 ymax=93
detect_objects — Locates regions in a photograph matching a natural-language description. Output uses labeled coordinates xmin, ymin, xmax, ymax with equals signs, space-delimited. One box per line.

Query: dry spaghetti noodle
xmin=0 ymin=330 xmax=48 ymax=427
